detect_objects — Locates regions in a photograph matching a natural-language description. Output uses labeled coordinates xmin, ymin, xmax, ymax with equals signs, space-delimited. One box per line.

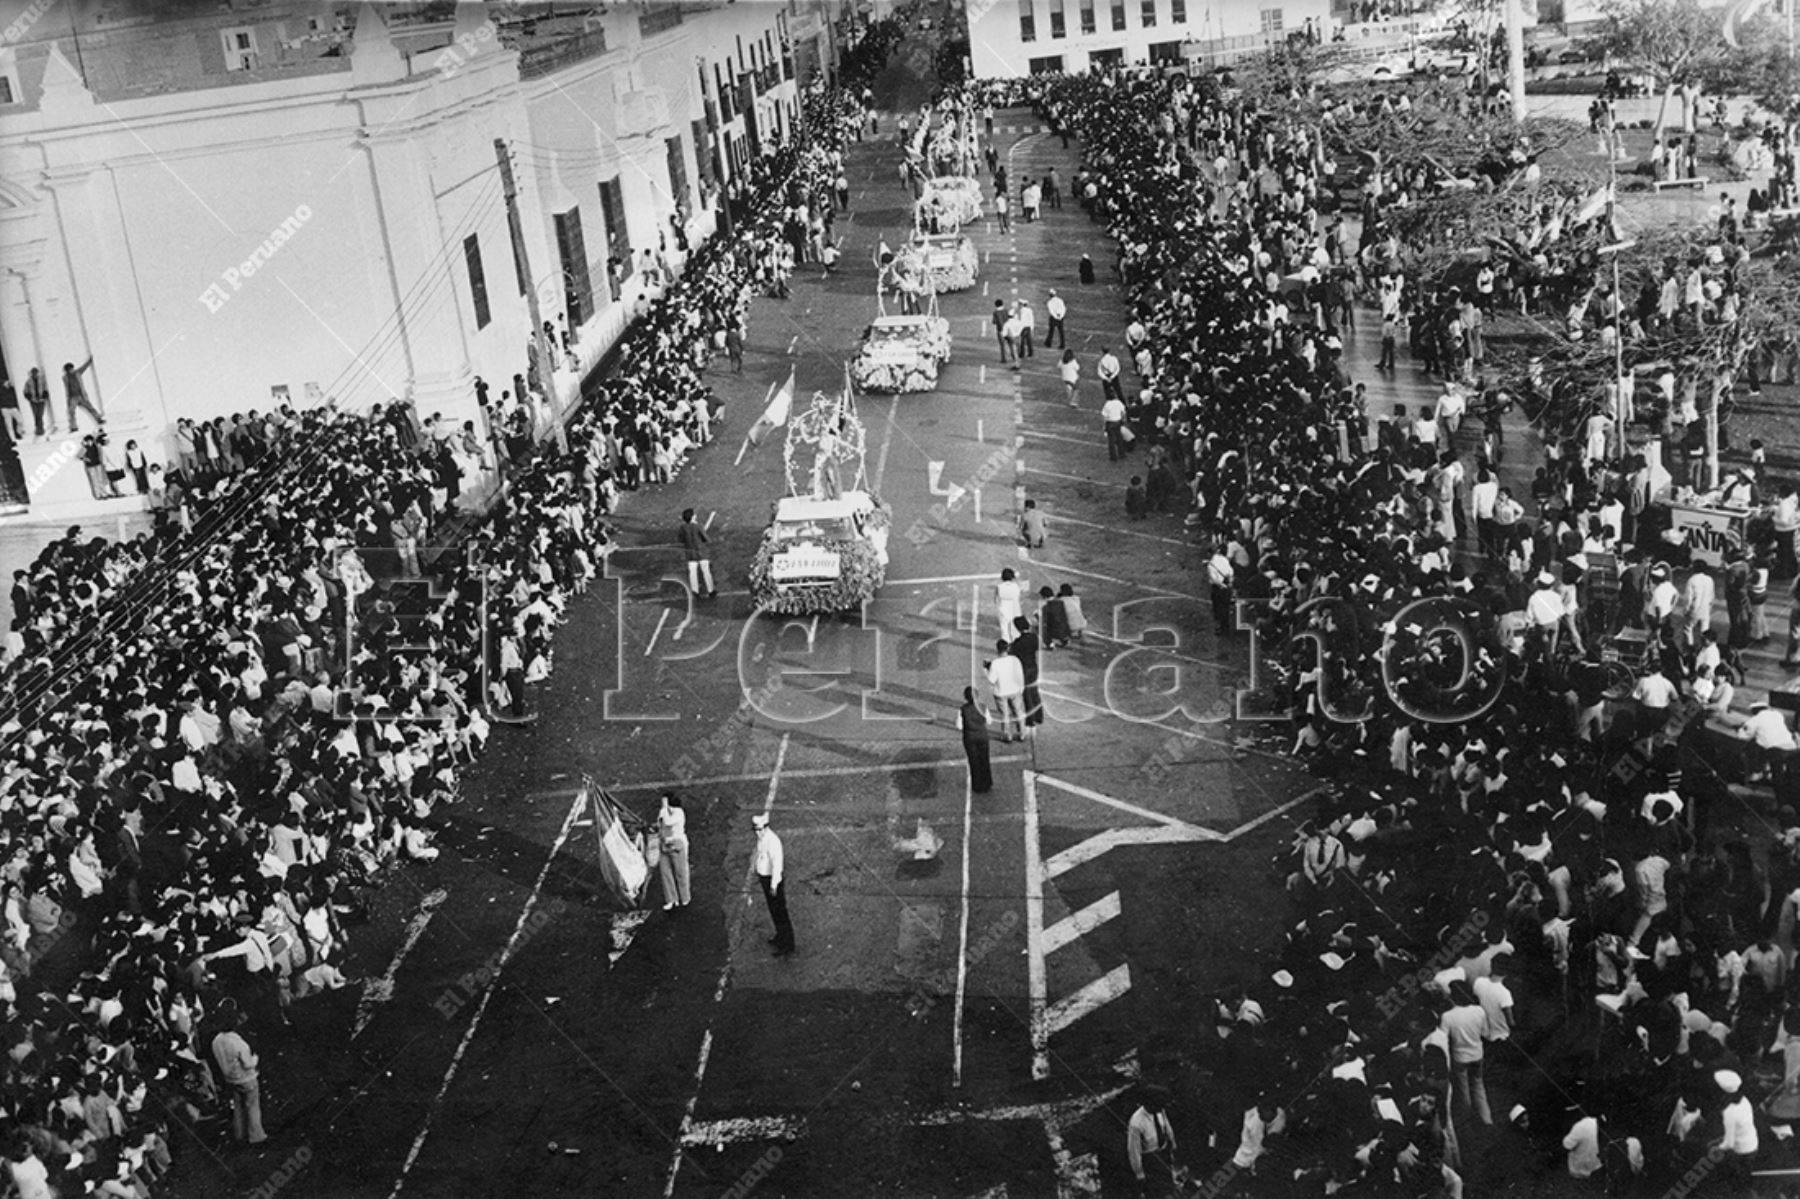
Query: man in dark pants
xmin=752 ymin=814 xmax=794 ymax=955
xmin=1011 ymin=616 xmax=1044 ymax=727
xmin=1207 ymin=545 xmax=1236 ymax=635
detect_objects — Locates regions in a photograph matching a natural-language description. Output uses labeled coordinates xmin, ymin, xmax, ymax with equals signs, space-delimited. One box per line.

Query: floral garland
xmin=747 ymin=500 xmax=892 ymax=615
xmin=920 ymin=177 xmax=984 ymax=226
xmin=903 ymin=236 xmax=979 ymax=293
xmin=852 ymin=316 xmax=951 ymax=392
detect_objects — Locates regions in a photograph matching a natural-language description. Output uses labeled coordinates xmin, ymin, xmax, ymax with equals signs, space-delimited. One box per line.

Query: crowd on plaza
xmin=0 ymin=17 xmax=891 ymax=1192
xmin=953 ymin=59 xmax=1800 ymax=1194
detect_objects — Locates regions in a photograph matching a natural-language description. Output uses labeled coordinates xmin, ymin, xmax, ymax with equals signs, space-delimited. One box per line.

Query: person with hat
xmin=1044 ymin=289 xmax=1068 ymax=349
xmin=1526 ymin=569 xmax=1570 ymax=658
xmin=751 ymin=813 xmax=794 ymax=956
xmin=1713 ymin=1068 xmax=1758 ymax=1186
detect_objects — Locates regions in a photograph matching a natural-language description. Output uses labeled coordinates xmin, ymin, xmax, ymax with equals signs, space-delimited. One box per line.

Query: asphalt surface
xmin=163 ymin=30 xmax=1322 ymax=1199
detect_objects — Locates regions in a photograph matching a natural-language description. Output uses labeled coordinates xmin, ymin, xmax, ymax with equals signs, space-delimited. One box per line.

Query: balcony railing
xmin=516 ymin=28 xmax=610 ymax=78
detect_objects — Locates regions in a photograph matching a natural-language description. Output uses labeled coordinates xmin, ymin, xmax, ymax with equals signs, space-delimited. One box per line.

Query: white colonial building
xmin=0 ymin=0 xmax=845 ymax=516
xmin=965 ymin=0 xmax=1334 ymax=77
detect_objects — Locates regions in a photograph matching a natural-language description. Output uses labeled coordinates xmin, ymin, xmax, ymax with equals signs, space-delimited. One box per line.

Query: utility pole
xmin=1504 ymin=0 xmax=1526 ymax=122
xmin=494 ymin=138 xmax=568 ymax=455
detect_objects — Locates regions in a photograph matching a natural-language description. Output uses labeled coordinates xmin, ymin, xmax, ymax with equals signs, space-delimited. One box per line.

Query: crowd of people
xmin=988 ymin=63 xmax=1800 ymax=1195
xmin=0 ymin=21 xmax=893 ymax=1192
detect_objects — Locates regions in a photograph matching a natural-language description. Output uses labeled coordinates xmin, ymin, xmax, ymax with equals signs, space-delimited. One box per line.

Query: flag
xmin=588 ymin=786 xmax=648 ymax=905
xmin=1572 ymin=183 xmax=1612 ymax=226
xmin=747 ymin=369 xmax=796 ymax=446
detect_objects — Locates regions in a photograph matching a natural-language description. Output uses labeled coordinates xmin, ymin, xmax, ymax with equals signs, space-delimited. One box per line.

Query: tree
xmin=1600 ymin=0 xmax=1730 ymax=143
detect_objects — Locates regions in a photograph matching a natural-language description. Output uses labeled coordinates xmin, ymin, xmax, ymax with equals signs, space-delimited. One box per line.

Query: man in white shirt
xmin=1645 ymin=564 xmax=1679 ymax=630
xmin=1527 ymin=571 xmax=1568 ymax=654
xmin=1097 ymin=348 xmax=1123 ymax=402
xmin=1471 ymin=468 xmax=1500 ymax=556
xmin=751 ymin=814 xmax=795 ymax=955
xmin=1100 ymin=395 xmax=1128 ymax=461
xmin=1714 ymin=1069 xmax=1759 ymax=1188
xmin=1044 ymin=289 xmax=1068 ymax=348
xmin=1126 ymin=1092 xmax=1178 ymax=1190
xmin=210 ymin=1004 xmax=267 ymax=1144
xmin=1434 ymin=385 xmax=1466 ymax=438
xmin=985 ymin=641 xmax=1026 ymax=741
xmin=1631 ymin=665 xmax=1679 ymax=742
xmin=1681 ymin=565 xmax=1715 ymax=649
xmin=1016 ymin=300 xmax=1036 ymax=360
xmin=1472 ymin=956 xmax=1514 ymax=1046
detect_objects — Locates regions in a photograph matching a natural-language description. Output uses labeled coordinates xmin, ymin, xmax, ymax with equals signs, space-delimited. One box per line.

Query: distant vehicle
xmin=1558 ymin=40 xmax=1604 ymax=65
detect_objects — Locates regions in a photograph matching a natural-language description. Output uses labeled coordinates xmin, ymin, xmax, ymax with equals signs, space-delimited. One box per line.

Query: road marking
xmin=704 ymin=510 xmax=717 ymax=531
xmin=953 ymin=772 xmax=974 ymax=1088
xmin=1044 ymin=825 xmax=1225 ymax=880
xmin=607 ymin=756 xmax=1029 ymax=795
xmin=1035 ymin=772 xmax=1217 ymax=834
xmin=1044 ymin=964 xmax=1123 ymax=1036
xmin=875 ymin=394 xmax=898 ymax=494
xmin=787 ymin=335 xmax=799 ymax=354
xmin=1020 ymin=465 xmax=1129 ymax=489
xmin=1022 ymin=770 xmax=1050 ymax=1081
xmin=352 ymin=887 xmax=447 ymax=1040
xmin=885 ymin=573 xmax=999 ymax=587
xmin=387 ymin=789 xmax=589 ymax=1198
xmin=644 ymin=608 xmax=670 ymax=657
xmin=681 ymin=1115 xmax=808 ymax=1146
xmin=1036 ymin=560 xmax=1204 ymax=602
xmin=1041 ymin=890 xmax=1120 ymax=955
xmin=665 ymin=732 xmax=791 ymax=1199
xmin=1044 ymin=511 xmax=1194 ymax=547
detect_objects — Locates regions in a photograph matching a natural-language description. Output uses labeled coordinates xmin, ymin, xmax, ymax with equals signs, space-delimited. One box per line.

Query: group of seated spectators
xmin=1020 ymin=63 xmax=1800 ymax=1194
xmin=0 ymin=44 xmax=882 ymax=1195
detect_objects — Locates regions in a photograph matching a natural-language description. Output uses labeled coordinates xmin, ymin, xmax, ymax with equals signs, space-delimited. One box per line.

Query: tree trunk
xmin=1653 ymin=79 xmax=1675 ymax=148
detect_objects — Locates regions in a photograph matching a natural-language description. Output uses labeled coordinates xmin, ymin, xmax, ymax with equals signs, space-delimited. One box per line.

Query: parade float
xmin=918 ymin=176 xmax=984 ymax=227
xmin=902 ymin=195 xmax=980 ymax=293
xmin=749 ymin=381 xmax=891 ymax=615
xmin=851 ymin=286 xmax=953 ymax=394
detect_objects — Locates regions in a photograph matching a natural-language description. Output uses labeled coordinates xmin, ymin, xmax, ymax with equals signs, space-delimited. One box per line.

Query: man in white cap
xmin=1526 ymin=570 xmax=1567 ymax=657
xmin=751 ymin=813 xmax=794 ymax=956
xmin=1713 ymin=1068 xmax=1758 ymax=1187
xmin=1739 ymin=696 xmax=1798 ymax=783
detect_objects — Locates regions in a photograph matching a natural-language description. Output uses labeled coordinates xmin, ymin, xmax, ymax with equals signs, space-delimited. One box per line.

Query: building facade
xmin=0 ymin=0 xmax=842 ymax=516
xmin=965 ymin=0 xmax=1332 ymax=77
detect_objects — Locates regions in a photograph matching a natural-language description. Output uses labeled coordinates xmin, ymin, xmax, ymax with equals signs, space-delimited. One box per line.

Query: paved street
xmin=160 ymin=36 xmax=1320 ymax=1199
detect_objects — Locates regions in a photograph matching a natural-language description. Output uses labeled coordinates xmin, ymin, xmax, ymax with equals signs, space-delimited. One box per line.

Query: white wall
xmin=968 ymin=0 xmax=1331 ymax=76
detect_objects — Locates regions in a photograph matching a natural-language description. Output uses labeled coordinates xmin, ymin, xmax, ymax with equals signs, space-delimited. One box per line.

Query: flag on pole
xmin=587 ymin=785 xmax=648 ymax=905
xmin=747 ymin=369 xmax=796 ymax=446
xmin=1572 ymin=183 xmax=1612 ymax=226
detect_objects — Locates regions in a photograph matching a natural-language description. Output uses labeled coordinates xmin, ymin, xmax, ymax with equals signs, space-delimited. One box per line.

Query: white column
xmin=356 ymin=126 xmax=480 ymax=429
xmin=39 ymin=166 xmax=159 ymax=436
xmin=1504 ymin=0 xmax=1526 ymax=123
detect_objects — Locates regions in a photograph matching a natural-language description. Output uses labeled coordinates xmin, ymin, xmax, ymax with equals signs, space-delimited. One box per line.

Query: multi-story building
xmin=965 ymin=0 xmax=1333 ymax=76
xmin=0 ymin=0 xmax=844 ymax=516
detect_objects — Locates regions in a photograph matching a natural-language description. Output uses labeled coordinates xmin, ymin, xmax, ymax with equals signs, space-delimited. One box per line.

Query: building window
xmin=1019 ymin=0 xmax=1036 ymax=42
xmin=1090 ymin=45 xmax=1124 ymax=66
xmin=0 ymin=76 xmax=14 ymax=105
xmin=1260 ymin=7 xmax=1283 ymax=36
xmin=1170 ymin=0 xmax=1186 ymax=21
xmin=691 ymin=118 xmax=714 ymax=191
xmin=1079 ymin=0 xmax=1096 ymax=32
xmin=463 ymin=234 xmax=491 ymax=330
xmin=220 ymin=27 xmax=257 ymax=71
xmin=1110 ymin=0 xmax=1127 ymax=30
xmin=551 ymin=209 xmax=593 ymax=327
xmin=1149 ymin=38 xmax=1184 ymax=62
xmin=598 ymin=177 xmax=632 ymax=295
xmin=1141 ymin=0 xmax=1156 ymax=26
xmin=665 ymin=134 xmax=690 ymax=212
xmin=1049 ymin=0 xmax=1066 ymax=36
xmin=1028 ymin=54 xmax=1065 ymax=72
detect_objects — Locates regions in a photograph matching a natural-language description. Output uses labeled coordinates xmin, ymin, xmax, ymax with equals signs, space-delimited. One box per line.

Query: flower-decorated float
xmin=851 ymin=287 xmax=953 ymax=393
xmin=749 ymin=381 xmax=891 ymax=616
xmin=918 ymin=176 xmax=984 ymax=227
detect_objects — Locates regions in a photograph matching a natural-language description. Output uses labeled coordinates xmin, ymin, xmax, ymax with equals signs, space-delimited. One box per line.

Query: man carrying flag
xmin=736 ymin=368 xmax=796 ymax=464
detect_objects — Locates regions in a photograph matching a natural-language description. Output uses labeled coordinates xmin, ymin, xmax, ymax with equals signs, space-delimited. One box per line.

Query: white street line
xmin=644 ymin=608 xmax=670 ymax=657
xmin=352 ymin=887 xmax=447 ymax=1040
xmin=704 ymin=510 xmax=717 ymax=531
xmin=1044 ymin=511 xmax=1196 ymax=547
xmin=874 ymin=394 xmax=899 ymax=495
xmin=916 ymin=1081 xmax=1130 ymax=1128
xmin=1043 ymin=825 xmax=1224 ymax=881
xmin=953 ymin=772 xmax=974 ymax=1089
xmin=885 ymin=573 xmax=998 ymax=587
xmin=1035 ymin=560 xmax=1204 ymax=601
xmin=1222 ymin=788 xmax=1324 ymax=843
xmin=681 ymin=1114 xmax=808 ymax=1146
xmin=1020 ymin=465 xmax=1129 ymax=489
xmin=607 ymin=755 xmax=1030 ymax=795
xmin=387 ymin=789 xmax=588 ymax=1198
xmin=1041 ymin=890 xmax=1121 ymax=956
xmin=1022 ymin=770 xmax=1049 ymax=1081
xmin=664 ymin=733 xmax=791 ymax=1199
xmin=1044 ymin=963 xmax=1131 ymax=1037
xmin=1035 ymin=772 xmax=1215 ymax=833
xmin=787 ymin=335 xmax=799 ymax=354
